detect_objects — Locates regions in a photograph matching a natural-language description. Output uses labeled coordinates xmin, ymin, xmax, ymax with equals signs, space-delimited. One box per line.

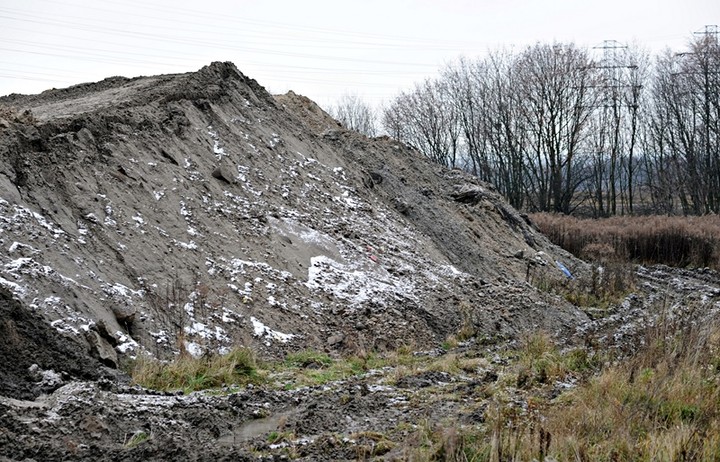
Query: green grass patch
xmin=269 ymin=348 xmax=426 ymax=389
xmin=283 ymin=350 xmax=333 ymax=369
xmin=125 ymin=431 xmax=150 ymax=449
xmin=131 ymin=347 xmax=261 ymax=393
xmin=276 ymin=353 xmax=379 ymax=389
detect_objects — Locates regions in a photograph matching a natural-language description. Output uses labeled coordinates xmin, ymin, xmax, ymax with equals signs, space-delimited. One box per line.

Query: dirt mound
xmin=0 ymin=61 xmax=586 ymax=373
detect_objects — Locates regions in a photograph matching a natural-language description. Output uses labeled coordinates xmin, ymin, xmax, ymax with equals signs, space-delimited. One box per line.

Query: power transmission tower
xmin=590 ymin=40 xmax=640 ymax=108
xmin=694 ymin=25 xmax=719 ymax=41
xmin=586 ymin=40 xmax=644 ymax=216
xmin=672 ymin=25 xmax=720 ymax=79
xmin=670 ymin=25 xmax=720 ymax=213
xmin=676 ymin=25 xmax=719 ymax=60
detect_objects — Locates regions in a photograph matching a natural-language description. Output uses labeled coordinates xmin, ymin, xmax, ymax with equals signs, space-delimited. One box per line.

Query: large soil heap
xmin=0 ymin=61 xmax=586 ymax=376
xmin=0 ymin=61 xmax=594 ymax=460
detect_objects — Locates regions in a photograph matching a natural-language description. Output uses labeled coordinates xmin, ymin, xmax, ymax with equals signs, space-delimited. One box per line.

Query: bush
xmin=533 ymin=261 xmax=636 ymax=310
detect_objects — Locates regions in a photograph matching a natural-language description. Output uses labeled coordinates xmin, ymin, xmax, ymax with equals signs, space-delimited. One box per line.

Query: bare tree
xmin=485 ymin=51 xmax=530 ymax=209
xmin=380 ymin=31 xmax=717 ymax=217
xmin=587 ymin=43 xmax=649 ymax=217
xmin=442 ymin=57 xmax=491 ymax=178
xmin=442 ymin=52 xmax=529 ymax=209
xmin=328 ymin=93 xmax=377 ymax=137
xmin=382 ymin=79 xmax=461 ymax=168
xmin=642 ymin=90 xmax=678 ymax=214
xmin=648 ymin=32 xmax=720 ymax=214
xmin=386 ymin=44 xmax=596 ymax=213
xmin=515 ymin=43 xmax=597 ymax=213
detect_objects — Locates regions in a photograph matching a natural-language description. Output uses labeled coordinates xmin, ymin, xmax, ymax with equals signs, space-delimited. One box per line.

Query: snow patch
xmin=0 ymin=276 xmax=27 ymax=298
xmin=334 ymin=190 xmax=362 ymax=209
xmin=251 ymin=317 xmax=296 ymax=345
xmin=173 ymin=239 xmax=198 ymax=250
xmin=8 ymin=242 xmax=38 ymax=254
xmin=306 ymin=255 xmax=417 ymax=308
xmin=184 ymin=321 xmax=230 ymax=343
xmin=116 ymin=331 xmax=139 ymax=354
xmin=50 ymin=319 xmax=80 ymax=335
xmin=102 ymin=283 xmax=143 ymax=300
xmin=0 ymin=198 xmax=65 ymax=238
xmin=213 ymin=141 xmax=225 ymax=159
xmin=150 ymin=330 xmax=170 ymax=345
xmin=184 ymin=341 xmax=204 ymax=358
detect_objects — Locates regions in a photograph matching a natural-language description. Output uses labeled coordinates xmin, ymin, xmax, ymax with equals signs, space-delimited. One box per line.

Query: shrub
xmin=534 ymin=262 xmax=636 ymax=310
xmin=125 ymin=431 xmax=150 ymax=449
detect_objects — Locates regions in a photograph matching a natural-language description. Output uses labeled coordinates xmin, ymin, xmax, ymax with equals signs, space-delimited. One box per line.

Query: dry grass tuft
xmin=534 ymin=261 xmax=636 ymax=310
xmin=131 ymin=347 xmax=260 ymax=393
xmin=389 ymin=312 xmax=720 ymax=461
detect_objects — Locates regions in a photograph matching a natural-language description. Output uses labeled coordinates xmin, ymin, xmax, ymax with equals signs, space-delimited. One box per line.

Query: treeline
xmin=332 ymin=30 xmax=720 ymax=216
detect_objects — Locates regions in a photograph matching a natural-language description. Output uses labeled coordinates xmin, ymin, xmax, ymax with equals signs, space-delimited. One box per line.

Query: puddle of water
xmin=217 ymin=411 xmax=293 ymax=446
xmin=0 ymin=396 xmax=48 ymax=409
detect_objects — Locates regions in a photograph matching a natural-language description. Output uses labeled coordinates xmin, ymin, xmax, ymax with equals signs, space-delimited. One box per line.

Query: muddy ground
xmin=2 ymin=263 xmax=718 ymax=461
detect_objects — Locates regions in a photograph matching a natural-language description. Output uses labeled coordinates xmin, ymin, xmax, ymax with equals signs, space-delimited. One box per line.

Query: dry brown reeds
xmin=530 ymin=213 xmax=720 ymax=269
xmin=535 ymin=306 xmax=720 ymax=461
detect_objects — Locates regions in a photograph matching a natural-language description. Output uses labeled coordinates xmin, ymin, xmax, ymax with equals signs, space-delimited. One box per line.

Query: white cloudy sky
xmin=0 ymin=0 xmax=717 ymax=108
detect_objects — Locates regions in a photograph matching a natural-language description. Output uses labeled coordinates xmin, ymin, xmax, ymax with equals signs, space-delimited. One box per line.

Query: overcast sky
xmin=1 ymin=0 xmax=718 ymax=108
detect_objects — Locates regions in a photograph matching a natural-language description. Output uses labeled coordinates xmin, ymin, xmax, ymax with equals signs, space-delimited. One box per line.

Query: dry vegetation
xmin=130 ymin=314 xmax=720 ymax=460
xmin=425 ymin=316 xmax=720 ymax=461
xmin=543 ymin=318 xmax=720 ymax=461
xmin=532 ymin=260 xmax=636 ymax=310
xmin=531 ymin=213 xmax=720 ymax=269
